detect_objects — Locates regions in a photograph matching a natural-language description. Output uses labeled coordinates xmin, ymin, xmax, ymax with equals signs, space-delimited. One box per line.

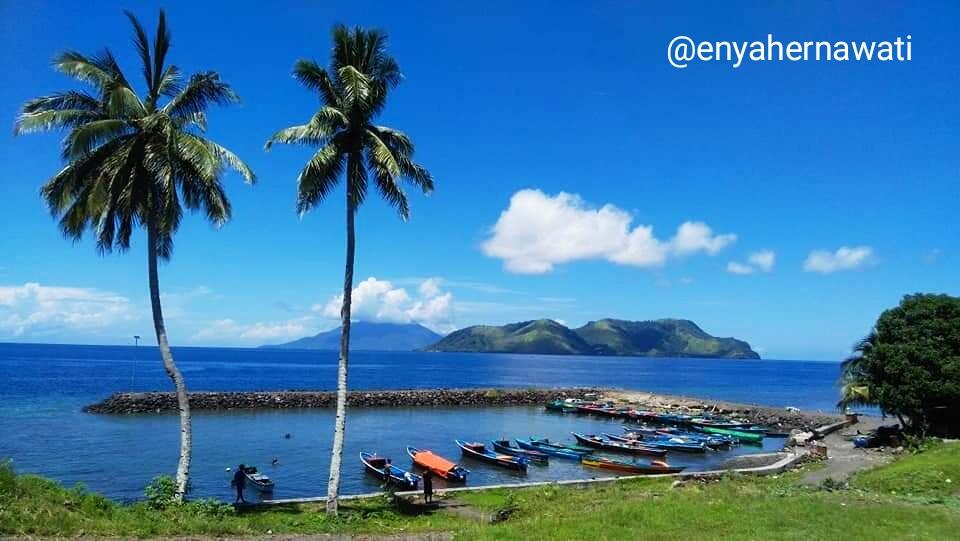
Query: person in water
xmin=422 ymin=469 xmax=434 ymax=503
xmin=232 ymin=464 xmax=247 ymax=504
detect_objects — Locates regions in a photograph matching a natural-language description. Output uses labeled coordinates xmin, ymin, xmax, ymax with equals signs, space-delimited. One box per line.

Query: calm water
xmin=0 ymin=343 xmax=839 ymax=502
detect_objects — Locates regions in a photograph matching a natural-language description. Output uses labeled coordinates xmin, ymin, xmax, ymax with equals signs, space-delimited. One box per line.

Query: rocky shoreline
xmin=84 ymin=387 xmax=601 ymax=414
xmin=83 ymin=387 xmax=840 ymax=432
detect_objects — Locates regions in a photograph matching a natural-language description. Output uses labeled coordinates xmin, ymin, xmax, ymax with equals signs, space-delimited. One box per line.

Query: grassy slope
xmin=3 ymin=444 xmax=959 ymax=539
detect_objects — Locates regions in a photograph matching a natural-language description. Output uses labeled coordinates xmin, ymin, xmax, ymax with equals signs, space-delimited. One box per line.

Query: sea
xmin=0 ymin=342 xmax=843 ymax=502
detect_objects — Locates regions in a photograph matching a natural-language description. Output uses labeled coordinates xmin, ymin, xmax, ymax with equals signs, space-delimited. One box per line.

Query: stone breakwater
xmin=84 ymin=388 xmax=601 ymax=414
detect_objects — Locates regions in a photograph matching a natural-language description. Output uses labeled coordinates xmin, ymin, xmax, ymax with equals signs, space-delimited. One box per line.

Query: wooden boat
xmin=603 ymin=432 xmax=706 ymax=453
xmin=360 ymin=451 xmax=420 ymax=490
xmin=492 ymin=440 xmax=549 ymax=463
xmin=695 ymin=426 xmax=764 ymax=443
xmin=572 ymin=433 xmax=668 ymax=457
xmin=544 ymin=399 xmax=580 ymax=413
xmin=581 ymin=456 xmax=685 ymax=475
xmin=406 ymin=446 xmax=470 ymax=482
xmin=241 ymin=466 xmax=274 ymax=492
xmin=529 ymin=436 xmax=593 ymax=454
xmin=515 ymin=439 xmax=586 ymax=460
xmin=690 ymin=419 xmax=768 ymax=434
xmin=455 ymin=440 xmax=528 ymax=471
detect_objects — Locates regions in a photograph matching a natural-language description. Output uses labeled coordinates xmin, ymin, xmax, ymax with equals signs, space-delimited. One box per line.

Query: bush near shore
xmin=2 ymin=442 xmax=959 ymax=539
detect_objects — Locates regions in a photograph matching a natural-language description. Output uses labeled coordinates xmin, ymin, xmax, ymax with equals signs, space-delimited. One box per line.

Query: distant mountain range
xmin=423 ymin=318 xmax=759 ymax=359
xmin=264 ymin=321 xmax=442 ymax=351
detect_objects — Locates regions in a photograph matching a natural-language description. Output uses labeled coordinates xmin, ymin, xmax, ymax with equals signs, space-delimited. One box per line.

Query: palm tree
xmin=837 ymin=332 xmax=877 ymax=412
xmin=266 ymin=25 xmax=433 ymax=514
xmin=15 ymin=10 xmax=255 ymax=500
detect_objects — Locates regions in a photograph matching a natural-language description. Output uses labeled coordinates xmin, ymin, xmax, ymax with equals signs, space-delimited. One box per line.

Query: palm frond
xmin=152 ymin=10 xmax=171 ymax=97
xmin=157 ymin=65 xmax=184 ymax=97
xmin=296 ymin=143 xmax=345 ymax=215
xmin=15 ymin=109 xmax=103 ymax=135
xmin=163 ymin=72 xmax=238 ymax=119
xmin=61 ymin=119 xmax=131 ymax=161
xmin=123 ymin=11 xmax=154 ymax=95
xmin=292 ymin=59 xmax=339 ymax=106
xmin=265 ymin=107 xmax=345 ymax=150
xmin=52 ymin=51 xmax=117 ymax=90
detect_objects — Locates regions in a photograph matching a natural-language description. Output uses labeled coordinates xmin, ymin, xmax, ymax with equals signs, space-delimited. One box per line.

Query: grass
xmin=3 ymin=444 xmax=960 ymax=539
xmin=850 ymin=440 xmax=960 ymax=502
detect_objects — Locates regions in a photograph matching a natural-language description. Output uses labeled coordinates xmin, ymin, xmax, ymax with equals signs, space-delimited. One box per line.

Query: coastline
xmin=84 ymin=387 xmax=841 ymax=432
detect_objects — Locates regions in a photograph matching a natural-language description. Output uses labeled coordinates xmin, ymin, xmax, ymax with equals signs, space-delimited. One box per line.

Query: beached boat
xmin=455 ymin=440 xmax=528 ymax=471
xmin=603 ymin=432 xmax=707 ymax=453
xmin=492 ymin=440 xmax=549 ymax=463
xmin=695 ymin=426 xmax=764 ymax=443
xmin=360 ymin=451 xmax=420 ymax=490
xmin=515 ymin=438 xmax=586 ymax=460
xmin=581 ymin=456 xmax=685 ymax=475
xmin=406 ymin=446 xmax=470 ymax=482
xmin=572 ymin=433 xmax=668 ymax=457
xmin=240 ymin=466 xmax=274 ymax=492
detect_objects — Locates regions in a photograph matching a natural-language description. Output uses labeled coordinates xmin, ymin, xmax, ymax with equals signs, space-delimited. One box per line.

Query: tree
xmin=838 ymin=294 xmax=960 ymax=436
xmin=15 ymin=10 xmax=255 ymax=500
xmin=266 ymin=25 xmax=433 ymax=514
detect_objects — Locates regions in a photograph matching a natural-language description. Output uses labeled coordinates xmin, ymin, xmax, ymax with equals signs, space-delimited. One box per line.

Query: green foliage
xmin=427 ymin=318 xmax=759 ymax=358
xmin=144 ymin=475 xmax=178 ymax=509
xmin=839 ymin=294 xmax=960 ymax=436
xmin=14 ymin=9 xmax=255 ymax=259
xmin=266 ymin=24 xmax=433 ymax=218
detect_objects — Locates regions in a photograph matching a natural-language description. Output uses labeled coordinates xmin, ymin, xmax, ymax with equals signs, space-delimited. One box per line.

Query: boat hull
xmin=406 ymin=446 xmax=470 ymax=482
xmin=581 ymin=457 xmax=684 ymax=475
xmin=572 ymin=433 xmax=668 ymax=457
xmin=360 ymin=452 xmax=420 ymax=490
xmin=455 ymin=440 xmax=528 ymax=471
xmin=492 ymin=440 xmax=549 ymax=463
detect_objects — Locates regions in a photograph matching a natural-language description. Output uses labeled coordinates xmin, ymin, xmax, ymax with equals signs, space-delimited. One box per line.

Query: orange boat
xmin=406 ymin=446 xmax=469 ymax=482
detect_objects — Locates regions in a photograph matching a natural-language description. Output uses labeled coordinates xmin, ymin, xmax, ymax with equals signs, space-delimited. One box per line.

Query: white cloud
xmin=316 ymin=277 xmax=454 ymax=333
xmin=803 ymin=246 xmax=873 ymax=273
xmin=727 ymin=250 xmax=776 ymax=275
xmin=192 ymin=318 xmax=309 ymax=343
xmin=481 ymin=189 xmax=736 ymax=274
xmin=726 ymin=262 xmax=755 ymax=275
xmin=0 ymin=282 xmax=136 ymax=338
xmin=748 ymin=250 xmax=776 ymax=272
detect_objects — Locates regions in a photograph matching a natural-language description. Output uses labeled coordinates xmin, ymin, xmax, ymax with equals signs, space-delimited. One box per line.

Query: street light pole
xmin=131 ymin=335 xmax=141 ymax=389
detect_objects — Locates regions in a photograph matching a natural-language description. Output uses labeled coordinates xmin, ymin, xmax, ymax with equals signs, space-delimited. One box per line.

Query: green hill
xmin=424 ymin=318 xmax=759 ymax=359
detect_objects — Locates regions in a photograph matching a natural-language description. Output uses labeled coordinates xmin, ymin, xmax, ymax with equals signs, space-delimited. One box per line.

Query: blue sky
xmin=1 ymin=1 xmax=957 ymax=360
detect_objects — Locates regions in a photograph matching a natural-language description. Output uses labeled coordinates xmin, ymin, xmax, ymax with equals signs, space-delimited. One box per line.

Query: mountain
xmin=264 ymin=321 xmax=443 ymax=351
xmin=423 ymin=318 xmax=759 ymax=359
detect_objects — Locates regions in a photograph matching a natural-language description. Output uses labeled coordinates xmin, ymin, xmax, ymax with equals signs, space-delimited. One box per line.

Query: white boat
xmin=242 ymin=466 xmax=274 ymax=492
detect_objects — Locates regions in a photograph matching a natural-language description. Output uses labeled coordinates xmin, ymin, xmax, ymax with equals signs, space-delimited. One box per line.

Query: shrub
xmin=144 ymin=475 xmax=178 ymax=509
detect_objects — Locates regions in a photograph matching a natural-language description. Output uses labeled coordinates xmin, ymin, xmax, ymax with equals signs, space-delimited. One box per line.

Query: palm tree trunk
xmin=326 ymin=196 xmax=356 ymax=515
xmin=148 ymin=222 xmax=192 ymax=501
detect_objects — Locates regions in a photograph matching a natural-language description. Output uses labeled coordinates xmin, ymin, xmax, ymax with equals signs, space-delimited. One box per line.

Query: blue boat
xmin=455 ymin=439 xmax=528 ymax=471
xmin=603 ymin=432 xmax=706 ymax=453
xmin=492 ymin=440 xmax=549 ymax=463
xmin=360 ymin=451 xmax=420 ymax=490
xmin=515 ymin=438 xmax=586 ymax=460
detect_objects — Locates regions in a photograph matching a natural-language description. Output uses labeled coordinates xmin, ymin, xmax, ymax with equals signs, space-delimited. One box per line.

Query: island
xmin=262 ymin=321 xmax=442 ymax=351
xmin=423 ymin=318 xmax=759 ymax=359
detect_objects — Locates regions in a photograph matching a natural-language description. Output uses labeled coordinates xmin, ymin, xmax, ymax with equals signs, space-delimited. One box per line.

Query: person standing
xmin=422 ymin=469 xmax=434 ymax=503
xmin=232 ymin=464 xmax=247 ymax=504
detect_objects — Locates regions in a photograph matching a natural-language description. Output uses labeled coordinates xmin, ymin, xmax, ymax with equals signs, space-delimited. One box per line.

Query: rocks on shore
xmin=84 ymin=388 xmax=601 ymax=414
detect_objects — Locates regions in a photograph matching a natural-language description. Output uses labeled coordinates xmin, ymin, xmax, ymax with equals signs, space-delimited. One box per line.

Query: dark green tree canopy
xmin=15 ymin=10 xmax=255 ymax=259
xmin=266 ymin=24 xmax=432 ymax=217
xmin=839 ymin=294 xmax=960 ymax=436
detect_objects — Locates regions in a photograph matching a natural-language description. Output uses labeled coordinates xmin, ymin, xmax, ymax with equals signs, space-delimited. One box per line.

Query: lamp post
xmin=131 ymin=335 xmax=141 ymax=389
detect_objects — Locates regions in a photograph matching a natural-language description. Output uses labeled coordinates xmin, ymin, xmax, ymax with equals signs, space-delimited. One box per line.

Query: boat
xmin=571 ymin=433 xmax=668 ymax=457
xmin=544 ymin=399 xmax=580 ymax=413
xmin=360 ymin=451 xmax=420 ymax=490
xmin=529 ymin=436 xmax=593 ymax=454
xmin=622 ymin=426 xmax=732 ymax=448
xmin=603 ymin=432 xmax=707 ymax=453
xmin=406 ymin=446 xmax=470 ymax=482
xmin=689 ymin=419 xmax=768 ymax=434
xmin=581 ymin=456 xmax=685 ymax=475
xmin=492 ymin=440 xmax=549 ymax=463
xmin=240 ymin=466 xmax=274 ymax=492
xmin=455 ymin=440 xmax=528 ymax=471
xmin=515 ymin=439 xmax=586 ymax=460
xmin=694 ymin=426 xmax=765 ymax=443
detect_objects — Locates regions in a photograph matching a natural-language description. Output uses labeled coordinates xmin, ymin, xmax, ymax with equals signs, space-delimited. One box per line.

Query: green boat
xmin=696 ymin=426 xmax=764 ymax=443
xmin=544 ymin=399 xmax=580 ymax=413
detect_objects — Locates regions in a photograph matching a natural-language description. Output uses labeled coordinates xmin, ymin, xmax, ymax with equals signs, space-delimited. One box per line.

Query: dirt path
xmin=800 ymin=416 xmax=895 ymax=486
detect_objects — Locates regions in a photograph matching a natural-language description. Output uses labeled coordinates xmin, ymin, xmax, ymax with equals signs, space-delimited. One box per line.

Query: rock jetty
xmin=84 ymin=387 xmax=601 ymax=414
